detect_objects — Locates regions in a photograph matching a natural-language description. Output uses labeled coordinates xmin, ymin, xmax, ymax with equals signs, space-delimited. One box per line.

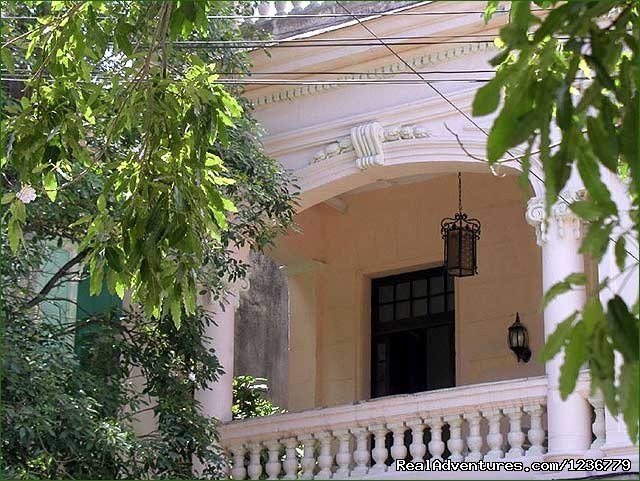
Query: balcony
xmin=219 ymin=374 xmax=612 ymax=479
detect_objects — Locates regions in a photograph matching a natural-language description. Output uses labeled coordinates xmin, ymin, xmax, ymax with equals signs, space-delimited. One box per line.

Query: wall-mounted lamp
xmin=508 ymin=312 xmax=531 ymax=363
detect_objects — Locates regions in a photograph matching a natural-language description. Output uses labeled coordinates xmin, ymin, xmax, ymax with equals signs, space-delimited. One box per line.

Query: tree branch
xmin=25 ymin=248 xmax=89 ymax=308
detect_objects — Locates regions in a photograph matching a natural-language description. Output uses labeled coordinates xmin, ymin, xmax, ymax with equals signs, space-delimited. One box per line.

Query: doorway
xmin=371 ymin=267 xmax=455 ymax=398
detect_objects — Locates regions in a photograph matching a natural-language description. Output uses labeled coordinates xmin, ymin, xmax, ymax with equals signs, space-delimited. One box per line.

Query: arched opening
xmin=269 ymin=169 xmax=543 ymax=412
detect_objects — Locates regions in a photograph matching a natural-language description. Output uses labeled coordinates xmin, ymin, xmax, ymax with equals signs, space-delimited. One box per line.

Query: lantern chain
xmin=458 ymin=172 xmax=462 ymax=213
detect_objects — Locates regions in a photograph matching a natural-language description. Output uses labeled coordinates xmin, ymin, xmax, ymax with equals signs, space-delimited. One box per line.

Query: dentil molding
xmin=251 ymin=42 xmax=497 ymax=107
xmin=525 ymin=190 xmax=586 ymax=246
xmin=311 ymin=121 xmax=432 ymax=169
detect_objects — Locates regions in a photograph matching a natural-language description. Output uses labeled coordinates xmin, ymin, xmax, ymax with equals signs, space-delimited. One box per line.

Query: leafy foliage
xmin=2 ymin=1 xmax=295 ymax=479
xmin=232 ymin=376 xmax=284 ymax=420
xmin=477 ymin=0 xmax=639 ymax=441
xmin=1 ymin=0 xmax=294 ymax=328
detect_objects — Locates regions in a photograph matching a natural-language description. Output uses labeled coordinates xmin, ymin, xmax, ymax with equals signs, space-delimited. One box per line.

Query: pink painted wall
xmin=275 ymin=172 xmax=544 ymax=411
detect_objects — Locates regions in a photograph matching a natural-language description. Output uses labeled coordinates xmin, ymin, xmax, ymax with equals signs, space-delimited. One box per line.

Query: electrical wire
xmin=335 ymin=1 xmax=639 ymax=263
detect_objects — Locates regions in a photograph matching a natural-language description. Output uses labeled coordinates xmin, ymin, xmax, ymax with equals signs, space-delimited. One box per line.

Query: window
xmin=371 ymin=267 xmax=455 ymax=398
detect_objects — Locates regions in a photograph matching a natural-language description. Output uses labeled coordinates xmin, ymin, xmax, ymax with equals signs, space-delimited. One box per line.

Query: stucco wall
xmin=276 ymin=172 xmax=544 ymax=412
xmin=234 ymin=250 xmax=289 ymax=409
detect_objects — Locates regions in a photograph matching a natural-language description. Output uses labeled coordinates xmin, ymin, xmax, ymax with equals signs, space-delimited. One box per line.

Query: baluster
xmin=504 ymin=406 xmax=525 ymax=457
xmin=351 ymin=428 xmax=370 ymax=476
xmin=282 ymin=438 xmax=299 ymax=480
xmin=407 ymin=418 xmax=426 ymax=462
xmin=523 ymin=403 xmax=546 ymax=457
xmin=274 ymin=1 xmax=289 ymax=15
xmin=299 ymin=434 xmax=316 ymax=480
xmin=291 ymin=1 xmax=305 ymax=12
xmin=315 ymin=432 xmax=334 ymax=479
xmin=587 ymin=392 xmax=606 ymax=457
xmin=369 ymin=424 xmax=388 ymax=474
xmin=483 ymin=409 xmax=504 ymax=460
xmin=257 ymin=2 xmax=273 ymax=16
xmin=464 ymin=411 xmax=483 ymax=462
xmin=389 ymin=422 xmax=407 ymax=467
xmin=427 ymin=417 xmax=445 ymax=460
xmin=444 ymin=414 xmax=464 ymax=462
xmin=230 ymin=444 xmax=247 ymax=480
xmin=333 ymin=430 xmax=352 ymax=479
xmin=247 ymin=442 xmax=264 ymax=480
xmin=266 ymin=440 xmax=282 ymax=480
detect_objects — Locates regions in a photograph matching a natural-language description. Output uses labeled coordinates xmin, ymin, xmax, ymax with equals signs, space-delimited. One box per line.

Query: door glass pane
xmin=379 ymin=285 xmax=394 ymax=303
xmin=413 ymin=298 xmax=428 ymax=317
xmin=396 ymin=282 xmax=410 ymax=300
xmin=429 ymin=295 xmax=445 ymax=314
xmin=380 ymin=304 xmax=394 ymax=322
xmin=396 ymin=301 xmax=410 ymax=319
xmin=429 ymin=275 xmax=444 ymax=295
xmin=412 ymin=279 xmax=427 ymax=297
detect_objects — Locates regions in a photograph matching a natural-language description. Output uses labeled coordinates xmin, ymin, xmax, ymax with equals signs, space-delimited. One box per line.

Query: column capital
xmin=526 ymin=189 xmax=586 ymax=246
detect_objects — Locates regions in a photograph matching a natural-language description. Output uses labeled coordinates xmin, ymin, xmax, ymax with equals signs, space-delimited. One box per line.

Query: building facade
xmin=198 ymin=1 xmax=639 ymax=479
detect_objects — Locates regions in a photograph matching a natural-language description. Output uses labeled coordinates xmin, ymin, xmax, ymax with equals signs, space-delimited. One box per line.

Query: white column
xmin=526 ymin=191 xmax=592 ymax=459
xmin=195 ymin=245 xmax=250 ymax=423
xmin=598 ymin=173 xmax=638 ymax=464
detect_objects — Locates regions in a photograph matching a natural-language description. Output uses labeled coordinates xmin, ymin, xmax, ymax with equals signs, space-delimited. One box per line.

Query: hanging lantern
xmin=508 ymin=312 xmax=531 ymax=363
xmin=440 ymin=172 xmax=481 ymax=277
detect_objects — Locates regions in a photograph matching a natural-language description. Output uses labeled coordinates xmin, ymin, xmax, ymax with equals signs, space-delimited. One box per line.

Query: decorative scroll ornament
xmin=351 ymin=122 xmax=385 ymax=170
xmin=311 ymin=123 xmax=432 ymax=165
xmin=525 ymin=190 xmax=586 ymax=246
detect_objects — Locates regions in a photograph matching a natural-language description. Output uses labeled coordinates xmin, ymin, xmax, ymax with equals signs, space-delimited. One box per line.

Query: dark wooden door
xmin=371 ymin=267 xmax=455 ymax=398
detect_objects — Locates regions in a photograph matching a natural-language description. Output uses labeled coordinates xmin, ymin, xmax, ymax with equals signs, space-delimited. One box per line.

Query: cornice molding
xmin=250 ymin=42 xmax=497 ymax=107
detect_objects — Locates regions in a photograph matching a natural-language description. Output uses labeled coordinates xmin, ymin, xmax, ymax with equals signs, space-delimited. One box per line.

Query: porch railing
xmin=219 ymin=376 xmax=568 ymax=479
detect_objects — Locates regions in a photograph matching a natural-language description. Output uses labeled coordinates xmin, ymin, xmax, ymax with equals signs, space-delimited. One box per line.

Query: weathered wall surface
xmin=234 ymin=250 xmax=289 ymax=409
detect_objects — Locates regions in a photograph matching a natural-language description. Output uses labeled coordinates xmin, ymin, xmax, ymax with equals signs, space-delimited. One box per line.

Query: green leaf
xmin=83 ymin=105 xmax=96 ymax=124
xmin=580 ymin=222 xmax=613 ymax=261
xmin=473 ymin=77 xmax=503 ymax=116
xmin=542 ymin=273 xmax=586 ymax=308
xmin=114 ymin=21 xmax=133 ymax=55
xmin=559 ymin=321 xmax=588 ymax=399
xmin=8 ymin=218 xmax=22 ymax=252
xmin=614 ymin=236 xmax=627 ymax=272
xmin=619 ymin=362 xmax=639 ymax=443
xmin=105 ymin=247 xmax=123 ymax=273
xmin=587 ymin=116 xmax=618 ymax=173
xmin=170 ymin=299 xmax=182 ymax=329
xmin=89 ymin=259 xmax=105 ymax=297
xmin=582 ymin=297 xmax=604 ymax=336
xmin=1 ymin=192 xmax=15 ymax=204
xmin=556 ymin=83 xmax=573 ymax=131
xmin=483 ymin=0 xmax=500 ymax=23
xmin=1 ymin=47 xmax=15 ymax=74
xmin=578 ymin=148 xmax=618 ymax=215
xmin=43 ymin=170 xmax=58 ymax=201
xmin=540 ymin=311 xmax=578 ymax=361
xmin=607 ymin=296 xmax=639 ymax=363
xmin=570 ymin=200 xmax=603 ymax=221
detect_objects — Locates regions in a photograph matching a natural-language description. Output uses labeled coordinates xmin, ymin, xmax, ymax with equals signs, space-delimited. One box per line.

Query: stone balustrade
xmin=218 ymin=375 xmax=607 ymax=479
